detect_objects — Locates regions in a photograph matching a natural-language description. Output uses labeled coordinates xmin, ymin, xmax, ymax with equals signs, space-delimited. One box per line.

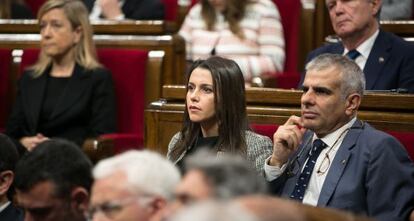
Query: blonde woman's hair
xmin=30 ymin=0 xmax=101 ymax=77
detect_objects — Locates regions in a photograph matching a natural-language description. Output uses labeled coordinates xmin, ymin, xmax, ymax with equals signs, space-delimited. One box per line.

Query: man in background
xmin=302 ymin=0 xmax=414 ymax=92
xmin=0 ymin=134 xmax=23 ymax=221
xmin=14 ymin=139 xmax=92 ymax=221
xmin=88 ymin=150 xmax=180 ymax=221
xmin=84 ymin=0 xmax=164 ymax=20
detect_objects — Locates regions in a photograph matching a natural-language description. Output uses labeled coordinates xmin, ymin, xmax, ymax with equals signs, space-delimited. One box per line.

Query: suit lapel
xmin=363 ymin=30 xmax=391 ymax=90
xmin=50 ymin=64 xmax=90 ymax=119
xmin=24 ymin=72 xmax=48 ymax=132
xmin=317 ymin=120 xmax=364 ymax=206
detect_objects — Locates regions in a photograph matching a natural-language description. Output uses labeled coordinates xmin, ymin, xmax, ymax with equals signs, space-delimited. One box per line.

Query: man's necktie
xmin=346 ymin=49 xmax=361 ymax=60
xmin=290 ymin=139 xmax=326 ymax=201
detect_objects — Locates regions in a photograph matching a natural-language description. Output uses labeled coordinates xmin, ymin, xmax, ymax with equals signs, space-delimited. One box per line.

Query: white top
xmin=264 ymin=117 xmax=357 ymax=206
xmin=89 ymin=0 xmax=126 ymax=20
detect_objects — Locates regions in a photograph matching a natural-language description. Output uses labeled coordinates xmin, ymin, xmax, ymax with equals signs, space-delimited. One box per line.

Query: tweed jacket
xmin=167 ymin=130 xmax=273 ymax=174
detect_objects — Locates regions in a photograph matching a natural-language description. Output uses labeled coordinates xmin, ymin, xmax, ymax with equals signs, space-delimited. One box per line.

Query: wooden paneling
xmin=0 ymin=33 xmax=186 ymax=85
xmin=0 ymin=19 xmax=177 ymax=35
xmin=145 ymin=85 xmax=414 ymax=155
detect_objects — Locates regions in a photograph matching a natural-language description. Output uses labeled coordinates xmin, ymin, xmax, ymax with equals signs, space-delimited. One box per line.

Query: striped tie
xmin=346 ymin=49 xmax=361 ymax=60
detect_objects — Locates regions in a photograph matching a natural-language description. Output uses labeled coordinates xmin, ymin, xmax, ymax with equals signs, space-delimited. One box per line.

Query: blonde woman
xmin=6 ymin=0 xmax=116 ymax=154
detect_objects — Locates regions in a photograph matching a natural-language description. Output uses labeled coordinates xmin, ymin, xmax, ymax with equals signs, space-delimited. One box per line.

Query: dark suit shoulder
xmin=0 ymin=203 xmax=24 ymax=221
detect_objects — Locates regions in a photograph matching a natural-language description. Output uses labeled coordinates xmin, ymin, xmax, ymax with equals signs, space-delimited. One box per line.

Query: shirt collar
xmin=0 ymin=201 xmax=11 ymax=213
xmin=343 ymin=29 xmax=379 ymax=60
xmin=313 ymin=117 xmax=357 ymax=148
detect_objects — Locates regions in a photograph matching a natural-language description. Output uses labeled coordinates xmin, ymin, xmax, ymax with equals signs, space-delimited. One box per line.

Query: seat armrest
xmin=82 ymin=137 xmax=115 ymax=163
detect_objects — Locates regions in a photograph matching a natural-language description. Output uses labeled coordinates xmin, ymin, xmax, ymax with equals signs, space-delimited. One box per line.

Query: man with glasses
xmin=88 ymin=150 xmax=180 ymax=221
xmin=14 ymin=139 xmax=93 ymax=221
xmin=265 ymin=54 xmax=414 ymax=221
xmin=0 ymin=134 xmax=23 ymax=221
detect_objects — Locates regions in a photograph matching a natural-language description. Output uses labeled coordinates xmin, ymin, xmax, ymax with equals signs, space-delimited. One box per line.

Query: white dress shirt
xmin=0 ymin=201 xmax=11 ymax=213
xmin=264 ymin=117 xmax=357 ymax=206
xmin=342 ymin=30 xmax=379 ymax=71
xmin=89 ymin=0 xmax=125 ymax=20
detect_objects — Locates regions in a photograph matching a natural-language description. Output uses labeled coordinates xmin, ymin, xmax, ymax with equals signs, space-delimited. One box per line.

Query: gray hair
xmin=305 ymin=53 xmax=365 ymax=99
xmin=184 ymin=150 xmax=268 ymax=199
xmin=170 ymin=200 xmax=259 ymax=221
xmin=93 ymin=150 xmax=181 ymax=200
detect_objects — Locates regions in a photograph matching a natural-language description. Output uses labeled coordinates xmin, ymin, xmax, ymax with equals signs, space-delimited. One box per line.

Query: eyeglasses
xmin=316 ymin=127 xmax=351 ymax=175
xmin=86 ymin=195 xmax=154 ymax=220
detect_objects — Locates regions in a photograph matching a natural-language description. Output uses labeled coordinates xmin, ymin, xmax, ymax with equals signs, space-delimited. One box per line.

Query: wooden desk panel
xmin=0 ymin=19 xmax=177 ymax=35
xmin=145 ymin=85 xmax=414 ymax=155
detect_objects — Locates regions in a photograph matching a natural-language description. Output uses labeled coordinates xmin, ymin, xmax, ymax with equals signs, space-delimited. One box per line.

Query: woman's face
xmin=39 ymin=8 xmax=81 ymax=59
xmin=208 ymin=0 xmax=226 ymax=12
xmin=186 ymin=67 xmax=216 ymax=125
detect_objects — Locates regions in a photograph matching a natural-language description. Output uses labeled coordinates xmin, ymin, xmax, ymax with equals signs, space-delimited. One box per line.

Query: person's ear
xmin=345 ymin=93 xmax=361 ymax=116
xmin=148 ymin=197 xmax=167 ymax=215
xmin=73 ymin=26 xmax=83 ymax=44
xmin=70 ymin=187 xmax=89 ymax=213
xmin=0 ymin=171 xmax=14 ymax=195
xmin=371 ymin=0 xmax=382 ymax=16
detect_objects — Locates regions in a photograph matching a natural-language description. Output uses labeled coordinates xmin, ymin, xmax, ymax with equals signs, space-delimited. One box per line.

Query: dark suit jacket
xmin=83 ymin=0 xmax=164 ymax=20
xmin=301 ymin=30 xmax=414 ymax=93
xmin=0 ymin=203 xmax=24 ymax=221
xmin=269 ymin=120 xmax=414 ymax=221
xmin=5 ymin=64 xmax=116 ymax=154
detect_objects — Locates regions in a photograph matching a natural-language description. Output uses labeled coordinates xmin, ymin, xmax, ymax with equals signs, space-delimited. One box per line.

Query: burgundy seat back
xmin=97 ymin=49 xmax=148 ymax=138
xmin=0 ymin=49 xmax=12 ymax=132
xmin=162 ymin=0 xmax=178 ymax=21
xmin=250 ymin=123 xmax=279 ymax=141
xmin=19 ymin=48 xmax=149 ymax=151
xmin=272 ymin=0 xmax=301 ymax=88
xmin=26 ymin=0 xmax=46 ymax=17
xmin=386 ymin=131 xmax=414 ymax=161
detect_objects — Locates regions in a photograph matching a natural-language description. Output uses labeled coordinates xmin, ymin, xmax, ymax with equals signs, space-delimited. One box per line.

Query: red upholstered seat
xmin=250 ymin=123 xmax=279 ymax=141
xmin=272 ymin=0 xmax=301 ymax=89
xmin=97 ymin=48 xmax=148 ymax=153
xmin=19 ymin=48 xmax=149 ymax=153
xmin=386 ymin=131 xmax=414 ymax=161
xmin=26 ymin=0 xmax=46 ymax=17
xmin=162 ymin=0 xmax=178 ymax=21
xmin=0 ymin=49 xmax=12 ymax=132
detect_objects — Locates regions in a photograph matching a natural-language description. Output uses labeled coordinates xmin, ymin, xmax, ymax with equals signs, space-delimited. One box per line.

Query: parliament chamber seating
xmin=2 ymin=47 xmax=164 ymax=162
xmin=144 ymin=85 xmax=414 ymax=161
xmin=0 ymin=49 xmax=12 ymax=133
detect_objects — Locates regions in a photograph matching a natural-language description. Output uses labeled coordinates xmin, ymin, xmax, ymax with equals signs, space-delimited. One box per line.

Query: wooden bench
xmin=0 ymin=19 xmax=177 ymax=35
xmin=144 ymin=85 xmax=414 ymax=157
xmin=0 ymin=32 xmax=186 ymax=87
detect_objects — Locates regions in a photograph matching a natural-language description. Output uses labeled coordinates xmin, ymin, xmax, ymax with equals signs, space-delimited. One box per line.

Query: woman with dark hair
xmin=5 ymin=0 xmax=116 ymax=154
xmin=179 ymin=0 xmax=285 ymax=85
xmin=167 ymin=56 xmax=272 ymax=173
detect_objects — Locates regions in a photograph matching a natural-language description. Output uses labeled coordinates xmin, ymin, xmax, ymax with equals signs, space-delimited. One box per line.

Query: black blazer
xmin=83 ymin=0 xmax=165 ymax=20
xmin=6 ymin=64 xmax=116 ymax=154
xmin=0 ymin=203 xmax=24 ymax=221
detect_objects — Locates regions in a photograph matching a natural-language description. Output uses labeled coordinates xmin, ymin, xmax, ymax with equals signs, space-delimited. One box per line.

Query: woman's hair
xmin=30 ymin=0 xmax=101 ymax=76
xmin=200 ymin=0 xmax=250 ymax=39
xmin=170 ymin=56 xmax=249 ymax=161
xmin=0 ymin=0 xmax=11 ymax=18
